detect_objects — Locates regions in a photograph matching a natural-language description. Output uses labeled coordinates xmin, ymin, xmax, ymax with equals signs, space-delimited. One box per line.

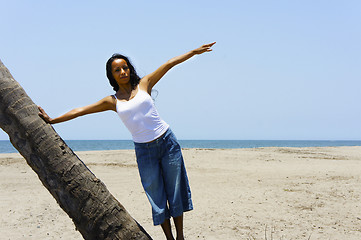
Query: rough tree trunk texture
xmin=0 ymin=60 xmax=152 ymax=240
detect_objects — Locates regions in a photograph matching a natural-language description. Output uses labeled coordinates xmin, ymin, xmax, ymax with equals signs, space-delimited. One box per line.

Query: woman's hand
xmin=192 ymin=42 xmax=216 ymax=55
xmin=38 ymin=106 xmax=52 ymax=123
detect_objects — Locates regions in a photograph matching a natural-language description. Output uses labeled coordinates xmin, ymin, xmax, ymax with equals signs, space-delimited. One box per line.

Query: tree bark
xmin=0 ymin=60 xmax=152 ymax=240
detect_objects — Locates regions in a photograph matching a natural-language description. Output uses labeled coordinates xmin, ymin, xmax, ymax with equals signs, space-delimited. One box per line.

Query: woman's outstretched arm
xmin=141 ymin=42 xmax=216 ymax=93
xmin=38 ymin=95 xmax=115 ymax=124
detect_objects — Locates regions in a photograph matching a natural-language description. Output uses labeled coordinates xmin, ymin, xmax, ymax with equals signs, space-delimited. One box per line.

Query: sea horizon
xmin=1 ymin=139 xmax=361 ymax=154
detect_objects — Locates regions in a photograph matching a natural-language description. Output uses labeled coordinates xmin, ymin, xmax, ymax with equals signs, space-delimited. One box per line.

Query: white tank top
xmin=114 ymin=86 xmax=169 ymax=143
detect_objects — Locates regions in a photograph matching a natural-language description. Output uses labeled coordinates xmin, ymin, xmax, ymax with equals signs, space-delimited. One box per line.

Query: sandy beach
xmin=0 ymin=146 xmax=360 ymax=240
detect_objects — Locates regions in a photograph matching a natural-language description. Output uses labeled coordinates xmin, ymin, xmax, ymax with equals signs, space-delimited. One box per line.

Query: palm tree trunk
xmin=0 ymin=59 xmax=152 ymax=240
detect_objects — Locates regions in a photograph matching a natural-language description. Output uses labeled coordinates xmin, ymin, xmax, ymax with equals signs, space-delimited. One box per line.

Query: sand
xmin=0 ymin=146 xmax=361 ymax=240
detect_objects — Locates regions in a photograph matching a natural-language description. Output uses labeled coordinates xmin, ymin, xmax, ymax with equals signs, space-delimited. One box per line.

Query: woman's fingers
xmin=202 ymin=42 xmax=216 ymax=50
xmin=38 ymin=106 xmax=45 ymax=116
xmin=205 ymin=42 xmax=216 ymax=47
xmin=195 ymin=42 xmax=216 ymax=54
xmin=38 ymin=106 xmax=50 ymax=122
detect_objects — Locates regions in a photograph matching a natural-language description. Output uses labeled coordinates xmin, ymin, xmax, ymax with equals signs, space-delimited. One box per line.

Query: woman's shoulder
xmin=138 ymin=79 xmax=151 ymax=95
xmin=100 ymin=95 xmax=117 ymax=111
xmin=103 ymin=94 xmax=117 ymax=101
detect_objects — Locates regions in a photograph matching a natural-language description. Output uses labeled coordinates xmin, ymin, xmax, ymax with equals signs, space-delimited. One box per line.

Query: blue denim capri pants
xmin=134 ymin=128 xmax=193 ymax=226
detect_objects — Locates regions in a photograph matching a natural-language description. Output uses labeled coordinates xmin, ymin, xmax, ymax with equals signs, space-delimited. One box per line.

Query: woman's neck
xmin=116 ymin=83 xmax=139 ymax=101
xmin=117 ymin=83 xmax=133 ymax=95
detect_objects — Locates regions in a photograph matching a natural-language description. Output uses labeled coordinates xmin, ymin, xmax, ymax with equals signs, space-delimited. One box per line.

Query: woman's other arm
xmin=38 ymin=95 xmax=115 ymax=124
xmin=140 ymin=42 xmax=216 ymax=93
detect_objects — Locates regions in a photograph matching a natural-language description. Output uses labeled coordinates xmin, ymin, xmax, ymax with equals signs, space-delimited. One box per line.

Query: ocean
xmin=1 ymin=139 xmax=361 ymax=154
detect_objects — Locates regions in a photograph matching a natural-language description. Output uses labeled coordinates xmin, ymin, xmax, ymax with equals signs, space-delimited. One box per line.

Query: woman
xmin=38 ymin=42 xmax=215 ymax=240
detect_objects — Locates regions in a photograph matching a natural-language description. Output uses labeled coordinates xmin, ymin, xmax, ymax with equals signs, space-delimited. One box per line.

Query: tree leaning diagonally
xmin=0 ymin=60 xmax=152 ymax=240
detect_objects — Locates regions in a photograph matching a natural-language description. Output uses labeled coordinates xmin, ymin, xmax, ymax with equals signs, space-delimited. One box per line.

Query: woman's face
xmin=111 ymin=58 xmax=130 ymax=86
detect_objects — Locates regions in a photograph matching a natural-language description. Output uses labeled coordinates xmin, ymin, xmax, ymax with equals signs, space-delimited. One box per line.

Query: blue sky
xmin=1 ymin=0 xmax=360 ymax=140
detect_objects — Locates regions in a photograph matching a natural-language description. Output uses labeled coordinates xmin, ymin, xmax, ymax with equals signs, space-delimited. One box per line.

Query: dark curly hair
xmin=106 ymin=54 xmax=141 ymax=92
